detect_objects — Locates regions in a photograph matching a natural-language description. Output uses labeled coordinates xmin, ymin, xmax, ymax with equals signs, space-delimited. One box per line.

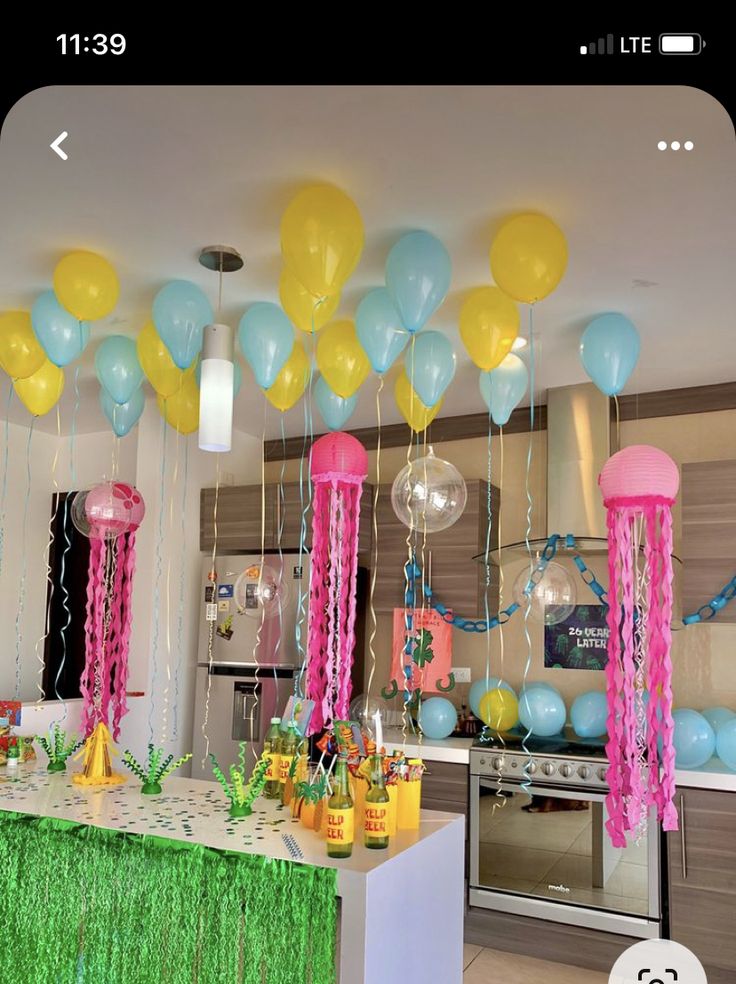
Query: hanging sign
xmin=544 ymin=605 xmax=609 ymax=670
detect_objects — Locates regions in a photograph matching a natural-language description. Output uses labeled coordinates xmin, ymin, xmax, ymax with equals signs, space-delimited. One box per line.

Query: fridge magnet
xmin=216 ymin=614 xmax=234 ymax=640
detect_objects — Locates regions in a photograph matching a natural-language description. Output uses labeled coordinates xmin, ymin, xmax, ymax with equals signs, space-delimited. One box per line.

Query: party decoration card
xmin=544 ymin=605 xmax=609 ymax=670
xmin=280 ymin=697 xmax=314 ymax=737
xmin=390 ymin=608 xmax=452 ymax=694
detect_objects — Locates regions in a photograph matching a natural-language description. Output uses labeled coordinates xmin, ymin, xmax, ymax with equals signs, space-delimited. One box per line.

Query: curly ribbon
xmin=0 ymin=385 xmax=13 ymax=582
xmin=34 ymin=406 xmax=62 ymax=703
xmin=365 ymin=375 xmax=384 ymax=705
xmin=161 ymin=427 xmax=181 ymax=745
xmin=294 ymin=324 xmax=317 ymax=700
xmin=519 ymin=306 xmax=536 ymax=795
xmin=401 ymin=335 xmax=417 ymax=747
xmin=200 ymin=452 xmax=221 ymax=767
xmin=172 ymin=440 xmax=189 ymax=740
xmin=149 ymin=413 xmax=168 ymax=743
xmin=248 ymin=402 xmax=268 ymax=761
xmin=13 ymin=417 xmax=35 ymax=699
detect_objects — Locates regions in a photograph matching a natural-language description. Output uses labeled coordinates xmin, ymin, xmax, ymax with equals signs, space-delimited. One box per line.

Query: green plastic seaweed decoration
xmin=122 ymin=744 xmax=193 ymax=795
xmin=210 ymin=743 xmax=271 ymax=818
xmin=35 ymin=726 xmax=84 ymax=773
xmin=296 ymin=770 xmax=329 ymax=806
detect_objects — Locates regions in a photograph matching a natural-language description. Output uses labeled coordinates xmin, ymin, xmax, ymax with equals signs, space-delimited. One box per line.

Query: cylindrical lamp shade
xmin=199 ymin=323 xmax=234 ymax=452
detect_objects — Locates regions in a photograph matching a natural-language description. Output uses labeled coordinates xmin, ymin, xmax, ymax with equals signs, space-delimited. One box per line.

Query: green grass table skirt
xmin=0 ymin=810 xmax=336 ymax=984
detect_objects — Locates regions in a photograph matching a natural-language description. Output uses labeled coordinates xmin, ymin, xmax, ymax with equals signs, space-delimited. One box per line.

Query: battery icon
xmin=659 ymin=33 xmax=703 ymax=54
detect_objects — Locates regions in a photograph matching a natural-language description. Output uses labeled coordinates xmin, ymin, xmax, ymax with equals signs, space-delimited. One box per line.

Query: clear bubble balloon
xmin=234 ymin=562 xmax=290 ymax=620
xmin=513 ymin=560 xmax=576 ymax=625
xmin=348 ymin=694 xmax=390 ymax=739
xmin=391 ymin=447 xmax=467 ymax=533
xmin=71 ymin=483 xmax=132 ymax=541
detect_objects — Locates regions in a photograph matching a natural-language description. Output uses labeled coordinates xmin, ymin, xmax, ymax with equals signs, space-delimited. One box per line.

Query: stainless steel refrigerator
xmin=191 ymin=553 xmax=310 ymax=779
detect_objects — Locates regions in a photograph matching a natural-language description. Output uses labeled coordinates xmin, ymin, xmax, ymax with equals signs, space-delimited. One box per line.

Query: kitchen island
xmin=0 ymin=764 xmax=463 ymax=984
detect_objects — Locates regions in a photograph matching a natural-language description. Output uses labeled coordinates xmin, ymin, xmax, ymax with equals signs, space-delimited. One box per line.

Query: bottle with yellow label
xmin=364 ymin=754 xmax=390 ymax=849
xmin=326 ymin=753 xmax=354 ymax=858
xmin=279 ymin=722 xmax=298 ymax=805
xmin=263 ymin=717 xmax=281 ymax=799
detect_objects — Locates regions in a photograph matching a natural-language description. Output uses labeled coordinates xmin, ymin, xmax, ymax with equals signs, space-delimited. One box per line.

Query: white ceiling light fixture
xmin=198 ymin=245 xmax=243 ymax=453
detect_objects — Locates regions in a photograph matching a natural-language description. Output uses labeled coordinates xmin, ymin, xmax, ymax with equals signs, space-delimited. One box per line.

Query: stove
xmin=468 ymin=727 xmax=661 ymax=939
xmin=470 ymin=728 xmax=609 ymax=791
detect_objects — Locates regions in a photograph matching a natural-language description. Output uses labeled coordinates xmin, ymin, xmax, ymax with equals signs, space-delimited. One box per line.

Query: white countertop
xmin=675 ymin=757 xmax=736 ymax=792
xmin=0 ymin=762 xmax=462 ymax=876
xmin=384 ymin=727 xmax=473 ymax=765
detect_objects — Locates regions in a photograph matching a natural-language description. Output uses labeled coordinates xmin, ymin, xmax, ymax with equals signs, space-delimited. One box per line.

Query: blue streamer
xmin=148 ymin=413 xmax=168 ymax=742
xmin=294 ymin=330 xmax=316 ymax=700
xmin=14 ymin=418 xmax=35 ymax=698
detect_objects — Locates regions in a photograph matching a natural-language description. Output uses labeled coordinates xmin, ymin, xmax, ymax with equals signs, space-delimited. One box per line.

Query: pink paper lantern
xmin=599 ymin=444 xmax=680 ymax=847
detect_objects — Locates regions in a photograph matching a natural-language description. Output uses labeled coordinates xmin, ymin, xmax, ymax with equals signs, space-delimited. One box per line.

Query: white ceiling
xmin=0 ymin=84 xmax=734 ymax=438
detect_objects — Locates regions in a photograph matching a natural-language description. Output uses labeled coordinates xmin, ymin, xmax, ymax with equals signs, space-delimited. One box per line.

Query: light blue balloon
xmin=672 ymin=709 xmax=715 ymax=769
xmin=520 ymin=682 xmax=561 ymax=698
xmin=469 ymin=678 xmax=515 ymax=719
xmin=99 ymin=387 xmax=145 ymax=437
xmin=702 ymin=706 xmax=736 ymax=733
xmin=196 ymin=358 xmax=243 ymax=396
xmin=418 ymin=696 xmax=457 ymax=740
xmin=315 ymin=376 xmax=357 ymax=431
xmin=479 ymin=355 xmax=529 ymax=427
xmin=94 ymin=335 xmax=143 ymax=405
xmin=31 ymin=291 xmax=90 ymax=367
xmin=716 ymin=718 xmax=736 ymax=771
xmin=355 ymin=288 xmax=409 ymax=373
xmin=386 ymin=231 xmax=451 ymax=334
xmin=571 ymin=691 xmax=608 ymax=738
xmin=405 ymin=330 xmax=455 ymax=407
xmin=238 ymin=302 xmax=294 ymax=389
xmin=519 ymin=688 xmax=566 ymax=737
xmin=580 ymin=313 xmax=640 ymax=397
xmin=152 ymin=280 xmax=213 ymax=370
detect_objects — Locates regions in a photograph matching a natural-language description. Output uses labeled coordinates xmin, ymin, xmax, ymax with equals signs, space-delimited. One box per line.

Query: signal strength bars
xmin=580 ymin=34 xmax=614 ymax=55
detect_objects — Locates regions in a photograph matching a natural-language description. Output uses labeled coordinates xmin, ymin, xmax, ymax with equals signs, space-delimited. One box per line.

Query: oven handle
xmin=477 ymin=776 xmax=606 ymax=803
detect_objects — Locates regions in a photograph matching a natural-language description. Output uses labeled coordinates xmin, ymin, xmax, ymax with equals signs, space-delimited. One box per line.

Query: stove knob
xmin=597 ymin=767 xmax=608 ymax=782
xmin=577 ymin=765 xmax=591 ymax=780
xmin=479 ymin=758 xmax=486 ymax=766
xmin=541 ymin=762 xmax=556 ymax=776
xmin=560 ymin=763 xmax=574 ymax=778
xmin=491 ymin=756 xmax=505 ymax=771
xmin=526 ymin=761 xmax=537 ymax=775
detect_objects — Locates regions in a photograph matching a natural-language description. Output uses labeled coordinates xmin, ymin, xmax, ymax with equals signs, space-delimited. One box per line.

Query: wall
xmin=265 ymin=408 xmax=736 ymax=715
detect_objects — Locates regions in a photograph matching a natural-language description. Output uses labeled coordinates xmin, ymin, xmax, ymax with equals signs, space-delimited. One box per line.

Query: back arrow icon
xmin=50 ymin=132 xmax=68 ymax=160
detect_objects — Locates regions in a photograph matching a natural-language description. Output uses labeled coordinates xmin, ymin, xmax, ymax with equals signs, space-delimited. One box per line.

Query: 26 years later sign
xmin=544 ymin=605 xmax=609 ymax=670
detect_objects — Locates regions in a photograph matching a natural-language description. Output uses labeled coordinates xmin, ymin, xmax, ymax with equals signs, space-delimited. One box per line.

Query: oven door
xmin=469 ymin=776 xmax=660 ymax=937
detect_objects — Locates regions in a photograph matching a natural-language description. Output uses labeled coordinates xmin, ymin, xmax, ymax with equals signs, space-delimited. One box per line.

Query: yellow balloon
xmin=395 ymin=369 xmax=443 ymax=433
xmin=281 ymin=185 xmax=364 ymax=299
xmin=316 ymin=320 xmax=370 ymax=399
xmin=13 ymin=359 xmax=64 ymax=416
xmin=137 ymin=321 xmax=194 ymax=397
xmin=53 ymin=250 xmax=120 ymax=321
xmin=157 ymin=374 xmax=199 ymax=434
xmin=490 ymin=214 xmax=568 ymax=304
xmin=459 ymin=287 xmax=519 ymax=370
xmin=279 ymin=268 xmax=340 ymax=334
xmin=0 ymin=311 xmax=46 ymax=380
xmin=264 ymin=340 xmax=310 ymax=412
xmin=479 ymin=689 xmax=519 ymax=733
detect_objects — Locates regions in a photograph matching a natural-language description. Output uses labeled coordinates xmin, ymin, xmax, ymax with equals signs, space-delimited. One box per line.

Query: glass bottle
xmin=279 ymin=723 xmax=298 ymax=805
xmin=263 ymin=717 xmax=281 ymax=799
xmin=326 ymin=754 xmax=354 ymax=858
xmin=6 ymin=737 xmax=19 ymax=771
xmin=364 ymin=754 xmax=390 ymax=849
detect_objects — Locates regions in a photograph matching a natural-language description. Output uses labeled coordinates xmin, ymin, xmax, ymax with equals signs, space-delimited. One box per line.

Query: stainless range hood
xmin=477 ymin=382 xmax=613 ymax=564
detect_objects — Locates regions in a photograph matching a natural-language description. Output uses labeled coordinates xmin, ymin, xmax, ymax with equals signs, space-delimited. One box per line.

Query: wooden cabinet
xmin=371 ymin=479 xmax=500 ymax=617
xmin=682 ymin=459 xmax=736 ymax=623
xmin=666 ymin=786 xmax=736 ymax=983
xmin=200 ymin=481 xmax=373 ymax=558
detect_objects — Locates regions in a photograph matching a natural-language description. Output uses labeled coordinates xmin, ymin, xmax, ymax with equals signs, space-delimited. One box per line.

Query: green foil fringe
xmin=0 ymin=811 xmax=336 ymax=984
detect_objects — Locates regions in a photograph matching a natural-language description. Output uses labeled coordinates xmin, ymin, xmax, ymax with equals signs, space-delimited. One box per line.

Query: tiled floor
xmin=463 ymin=945 xmax=608 ymax=983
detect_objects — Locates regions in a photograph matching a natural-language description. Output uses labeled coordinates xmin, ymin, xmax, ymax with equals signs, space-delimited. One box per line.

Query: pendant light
xmin=197 ymin=245 xmax=243 ymax=453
